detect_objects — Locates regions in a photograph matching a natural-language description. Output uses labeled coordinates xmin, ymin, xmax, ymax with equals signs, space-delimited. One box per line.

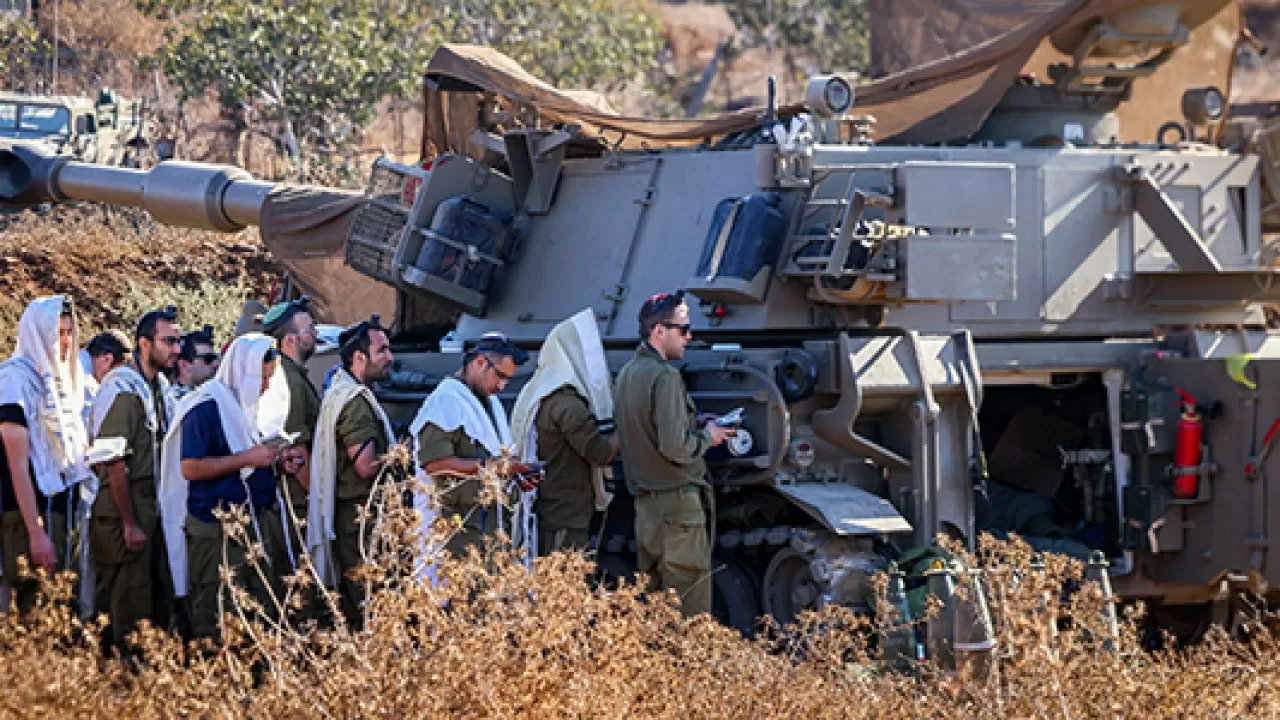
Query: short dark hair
xmin=638 ymin=289 xmax=685 ymax=338
xmin=463 ymin=331 xmax=528 ymax=369
xmin=136 ymin=305 xmax=178 ymax=342
xmin=86 ymin=330 xmax=131 ymax=365
xmin=177 ymin=324 xmax=216 ymax=362
xmin=339 ymin=314 xmax=385 ymax=371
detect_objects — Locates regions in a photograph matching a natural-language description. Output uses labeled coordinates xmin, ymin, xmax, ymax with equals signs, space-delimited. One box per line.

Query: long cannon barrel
xmin=0 ymin=143 xmax=277 ymax=231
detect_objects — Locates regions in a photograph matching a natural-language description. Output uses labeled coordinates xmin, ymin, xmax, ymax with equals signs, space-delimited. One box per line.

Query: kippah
xmin=473 ymin=331 xmax=529 ymax=365
xmin=638 ymin=289 xmax=685 ymax=325
xmin=339 ymin=313 xmax=383 ymax=349
xmin=262 ymin=296 xmax=311 ymax=335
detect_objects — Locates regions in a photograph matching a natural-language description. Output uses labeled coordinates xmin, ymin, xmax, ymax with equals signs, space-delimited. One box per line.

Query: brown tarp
xmin=421 ymin=0 xmax=1241 ymax=152
xmin=257 ymin=185 xmax=398 ymax=325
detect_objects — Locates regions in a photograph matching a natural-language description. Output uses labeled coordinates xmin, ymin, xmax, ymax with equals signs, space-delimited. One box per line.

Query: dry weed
xmin=0 ymin=444 xmax=1277 ymax=718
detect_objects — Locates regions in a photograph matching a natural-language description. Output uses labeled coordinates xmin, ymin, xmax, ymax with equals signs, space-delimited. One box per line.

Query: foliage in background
xmin=435 ymin=0 xmax=664 ymax=91
xmin=724 ymin=0 xmax=870 ymax=77
xmin=115 ymin=277 xmax=250 ymax=347
xmin=0 ymin=206 xmax=274 ymax=356
xmin=0 ymin=16 xmax=51 ymax=92
xmin=148 ymin=0 xmax=432 ymax=171
xmin=141 ymin=0 xmax=663 ymax=172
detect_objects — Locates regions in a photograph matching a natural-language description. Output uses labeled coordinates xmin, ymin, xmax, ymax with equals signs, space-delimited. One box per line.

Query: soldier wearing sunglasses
xmin=168 ymin=325 xmax=220 ymax=406
xmin=614 ymin=290 xmax=734 ymax=618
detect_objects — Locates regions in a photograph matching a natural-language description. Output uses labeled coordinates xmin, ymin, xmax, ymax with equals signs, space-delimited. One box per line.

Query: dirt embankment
xmin=0 ymin=206 xmax=278 ymax=351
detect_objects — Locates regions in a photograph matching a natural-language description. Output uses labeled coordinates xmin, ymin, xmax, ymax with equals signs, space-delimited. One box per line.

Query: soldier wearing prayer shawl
xmin=511 ymin=309 xmax=617 ymax=561
xmin=89 ymin=306 xmax=180 ymax=645
xmin=262 ymin=296 xmax=320 ymax=582
xmin=307 ymin=316 xmax=394 ymax=629
xmin=409 ymin=332 xmax=541 ymax=570
xmin=158 ymin=333 xmax=302 ymax=641
xmin=0 ymin=295 xmax=90 ymax=614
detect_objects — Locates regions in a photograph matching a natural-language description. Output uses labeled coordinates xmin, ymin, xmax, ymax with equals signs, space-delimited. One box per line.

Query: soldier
xmin=0 ymin=296 xmax=90 ymax=614
xmin=410 ymin=332 xmax=541 ymax=564
xmin=85 ymin=331 xmax=134 ymax=384
xmin=166 ymin=325 xmax=220 ymax=407
xmin=81 ymin=329 xmax=133 ymax=614
xmin=89 ymin=306 xmax=179 ymax=646
xmin=511 ymin=309 xmax=617 ymax=558
xmin=307 ymin=317 xmax=394 ymax=629
xmin=262 ymin=297 xmax=320 ymax=576
xmin=159 ymin=334 xmax=301 ymax=641
xmin=614 ymin=291 xmax=733 ymax=618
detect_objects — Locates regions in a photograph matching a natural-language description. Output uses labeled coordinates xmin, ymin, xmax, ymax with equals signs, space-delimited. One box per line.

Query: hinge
xmin=635 ymin=186 xmax=656 ymax=207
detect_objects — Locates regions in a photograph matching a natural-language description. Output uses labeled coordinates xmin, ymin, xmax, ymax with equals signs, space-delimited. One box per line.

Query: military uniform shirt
xmin=534 ymin=386 xmax=613 ymax=530
xmin=614 ymin=343 xmax=711 ymax=493
xmin=334 ymin=394 xmax=390 ymax=501
xmin=281 ymin=354 xmax=320 ymax=508
xmin=281 ymin=355 xmax=320 ymax=447
xmin=416 ymin=385 xmax=498 ymax=512
xmin=93 ymin=373 xmax=167 ymax=516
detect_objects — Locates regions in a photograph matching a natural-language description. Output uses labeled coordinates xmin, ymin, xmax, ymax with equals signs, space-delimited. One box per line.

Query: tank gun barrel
xmin=0 ymin=142 xmax=276 ymax=231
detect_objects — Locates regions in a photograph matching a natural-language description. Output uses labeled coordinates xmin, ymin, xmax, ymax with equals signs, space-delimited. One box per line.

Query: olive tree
xmin=147 ymin=0 xmax=663 ymax=165
xmin=0 ymin=17 xmax=50 ymax=90
xmin=724 ymin=0 xmax=869 ymax=76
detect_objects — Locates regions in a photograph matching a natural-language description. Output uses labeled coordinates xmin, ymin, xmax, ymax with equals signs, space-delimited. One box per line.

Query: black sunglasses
xmin=660 ymin=322 xmax=692 ymax=336
xmin=195 ymin=352 xmax=219 ymax=364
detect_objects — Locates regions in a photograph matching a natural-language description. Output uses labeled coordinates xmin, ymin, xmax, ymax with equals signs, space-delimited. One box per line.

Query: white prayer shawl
xmin=509 ymin=308 xmax=615 ymax=564
xmin=307 ymin=367 xmax=394 ymax=588
xmin=0 ymin=296 xmax=90 ymax=499
xmin=80 ymin=349 xmax=99 ymax=428
xmin=158 ymin=334 xmax=273 ymax=597
xmin=164 ymin=382 xmax=192 ymax=412
xmin=90 ymin=364 xmax=172 ymax=467
xmin=408 ymin=375 xmax=512 ymax=583
xmin=257 ymin=360 xmax=291 ymax=439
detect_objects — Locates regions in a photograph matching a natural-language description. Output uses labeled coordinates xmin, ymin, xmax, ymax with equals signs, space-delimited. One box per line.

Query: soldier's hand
xmin=242 ymin=444 xmax=280 ymax=469
xmin=27 ymin=526 xmax=57 ymax=570
xmin=708 ymin=424 xmax=736 ymax=447
xmin=122 ymin=522 xmax=147 ymax=553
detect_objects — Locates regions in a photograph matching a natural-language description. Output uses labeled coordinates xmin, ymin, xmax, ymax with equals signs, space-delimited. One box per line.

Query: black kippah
xmin=472 ymin=331 xmax=528 ymax=365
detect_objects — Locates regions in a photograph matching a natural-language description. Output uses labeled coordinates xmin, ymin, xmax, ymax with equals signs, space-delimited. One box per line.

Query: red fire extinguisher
xmin=1172 ymin=387 xmax=1203 ymax=499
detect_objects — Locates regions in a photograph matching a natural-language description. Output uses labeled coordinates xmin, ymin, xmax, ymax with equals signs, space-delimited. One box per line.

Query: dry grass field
xmin=0 ymin=453 xmax=1275 ymax=718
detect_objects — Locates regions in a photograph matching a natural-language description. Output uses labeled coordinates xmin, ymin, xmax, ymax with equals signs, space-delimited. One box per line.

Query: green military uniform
xmin=614 ymin=343 xmax=714 ymax=617
xmin=333 ymin=394 xmax=390 ymax=628
xmin=185 ymin=507 xmax=283 ymax=640
xmin=274 ymin=354 xmax=320 ymax=575
xmin=416 ymin=392 xmax=511 ymax=560
xmin=533 ymin=386 xmax=613 ymax=555
xmin=89 ymin=373 xmax=168 ymax=645
xmin=1 ymin=499 xmax=71 ymax=615
xmin=0 ymin=401 xmax=75 ymax=614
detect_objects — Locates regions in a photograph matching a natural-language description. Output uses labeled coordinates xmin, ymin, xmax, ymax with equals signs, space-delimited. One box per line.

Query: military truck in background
xmin=0 ymin=88 xmax=155 ymax=167
xmin=3 ymin=0 xmax=1279 ymax=643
